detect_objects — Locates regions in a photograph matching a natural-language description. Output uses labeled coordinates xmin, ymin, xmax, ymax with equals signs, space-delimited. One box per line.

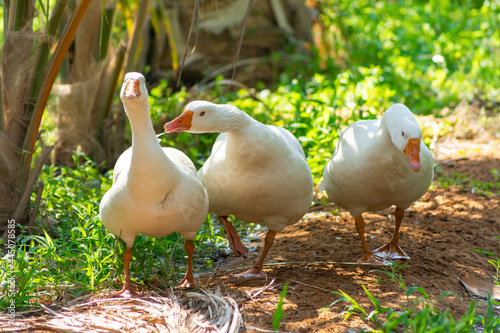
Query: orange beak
xmin=124 ymin=79 xmax=141 ymax=98
xmin=164 ymin=110 xmax=193 ymax=133
xmin=403 ymin=138 xmax=421 ymax=172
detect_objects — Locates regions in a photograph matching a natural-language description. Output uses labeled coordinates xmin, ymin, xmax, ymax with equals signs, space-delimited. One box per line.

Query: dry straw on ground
xmin=0 ymin=288 xmax=242 ymax=333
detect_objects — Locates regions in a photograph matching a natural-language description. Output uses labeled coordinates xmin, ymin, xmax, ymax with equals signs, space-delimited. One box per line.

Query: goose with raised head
xmin=164 ymin=101 xmax=314 ymax=278
xmin=321 ymin=103 xmax=433 ymax=265
xmin=100 ymin=73 xmax=209 ymax=295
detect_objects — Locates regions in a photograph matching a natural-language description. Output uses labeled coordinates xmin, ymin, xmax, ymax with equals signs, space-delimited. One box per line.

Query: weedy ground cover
xmin=322 ymin=262 xmax=500 ymax=332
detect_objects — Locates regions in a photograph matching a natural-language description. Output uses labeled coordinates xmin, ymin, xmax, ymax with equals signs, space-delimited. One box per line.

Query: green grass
xmin=322 ymin=261 xmax=500 ymax=332
xmin=273 ymin=281 xmax=290 ymax=331
xmin=434 ymin=166 xmax=500 ymax=196
xmin=489 ymin=256 xmax=500 ymax=285
xmin=317 ymin=0 xmax=500 ymax=114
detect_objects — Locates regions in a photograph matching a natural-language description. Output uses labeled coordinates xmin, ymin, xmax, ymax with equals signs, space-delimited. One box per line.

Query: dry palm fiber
xmin=0 ymin=288 xmax=243 ymax=333
xmin=0 ymin=25 xmax=41 ymax=228
xmin=51 ymin=72 xmax=101 ymax=166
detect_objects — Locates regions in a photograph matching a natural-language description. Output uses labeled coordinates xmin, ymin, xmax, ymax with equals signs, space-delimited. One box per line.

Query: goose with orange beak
xmin=100 ymin=73 xmax=208 ymax=296
xmin=165 ymin=101 xmax=314 ymax=278
xmin=320 ymin=104 xmax=433 ymax=265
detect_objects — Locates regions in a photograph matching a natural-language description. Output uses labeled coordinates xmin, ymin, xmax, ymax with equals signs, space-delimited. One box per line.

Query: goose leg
xmin=373 ymin=208 xmax=410 ymax=260
xmin=355 ymin=216 xmax=389 ymax=265
xmin=219 ymin=216 xmax=249 ymax=258
xmin=240 ymin=230 xmax=276 ymax=278
xmin=116 ymin=247 xmax=140 ymax=296
xmin=177 ymin=240 xmax=196 ymax=288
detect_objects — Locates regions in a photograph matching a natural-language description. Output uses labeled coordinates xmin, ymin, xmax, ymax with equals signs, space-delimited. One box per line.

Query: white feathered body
xmin=101 ymin=146 xmax=208 ymax=246
xmin=322 ymin=114 xmax=433 ymax=218
xmin=100 ymin=76 xmax=208 ymax=247
xmin=199 ymin=118 xmax=313 ymax=232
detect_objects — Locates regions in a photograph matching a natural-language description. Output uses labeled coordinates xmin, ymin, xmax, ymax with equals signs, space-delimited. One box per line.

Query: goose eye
xmin=401 ymin=131 xmax=405 ymax=137
xmin=199 ymin=111 xmax=205 ymax=116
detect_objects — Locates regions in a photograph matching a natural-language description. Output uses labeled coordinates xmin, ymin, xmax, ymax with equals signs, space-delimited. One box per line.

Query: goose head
xmin=382 ymin=104 xmax=423 ymax=173
xmin=120 ymin=72 xmax=148 ymax=111
xmin=164 ymin=101 xmax=248 ymax=134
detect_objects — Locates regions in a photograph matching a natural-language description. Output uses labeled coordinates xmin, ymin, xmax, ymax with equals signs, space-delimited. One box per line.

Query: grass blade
xmin=272 ymin=281 xmax=289 ymax=330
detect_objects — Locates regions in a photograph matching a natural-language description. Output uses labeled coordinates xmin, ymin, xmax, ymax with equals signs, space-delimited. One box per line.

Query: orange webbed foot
xmin=373 ymin=243 xmax=410 ymax=260
xmin=114 ymin=284 xmax=141 ymax=297
xmin=176 ymin=277 xmax=196 ymax=289
xmin=220 ymin=217 xmax=249 ymax=258
xmin=230 ymin=237 xmax=249 ymax=258
xmin=357 ymin=253 xmax=391 ymax=266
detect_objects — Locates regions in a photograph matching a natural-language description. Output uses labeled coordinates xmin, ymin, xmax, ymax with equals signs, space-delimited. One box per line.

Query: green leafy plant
xmin=483 ymin=295 xmax=500 ymax=332
xmin=317 ymin=0 xmax=500 ymax=114
xmin=473 ymin=249 xmax=495 ymax=256
xmin=488 ymin=257 xmax=500 ymax=286
xmin=491 ymin=169 xmax=499 ymax=182
xmin=0 ymin=207 xmax=118 ymax=310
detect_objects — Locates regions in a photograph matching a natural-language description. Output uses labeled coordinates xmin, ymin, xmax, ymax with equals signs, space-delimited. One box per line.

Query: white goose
xmin=321 ymin=104 xmax=433 ymax=265
xmin=100 ymin=73 xmax=209 ymax=295
xmin=164 ymin=101 xmax=314 ymax=278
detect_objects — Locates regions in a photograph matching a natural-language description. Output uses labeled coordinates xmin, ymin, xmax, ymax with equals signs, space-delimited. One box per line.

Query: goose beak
xmin=403 ymin=138 xmax=421 ymax=172
xmin=124 ymin=79 xmax=141 ymax=98
xmin=164 ymin=110 xmax=193 ymax=133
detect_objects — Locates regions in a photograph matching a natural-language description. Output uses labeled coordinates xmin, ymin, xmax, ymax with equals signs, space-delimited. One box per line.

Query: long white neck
xmin=224 ymin=118 xmax=279 ymax=166
xmin=123 ymin=101 xmax=179 ymax=198
xmin=125 ymin=102 xmax=158 ymax=146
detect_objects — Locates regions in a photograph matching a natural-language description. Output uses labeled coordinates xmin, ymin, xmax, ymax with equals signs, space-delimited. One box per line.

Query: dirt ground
xmin=195 ymin=137 xmax=500 ymax=332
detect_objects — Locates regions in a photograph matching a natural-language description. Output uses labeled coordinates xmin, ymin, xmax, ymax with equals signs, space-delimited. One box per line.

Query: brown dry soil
xmin=195 ymin=140 xmax=500 ymax=332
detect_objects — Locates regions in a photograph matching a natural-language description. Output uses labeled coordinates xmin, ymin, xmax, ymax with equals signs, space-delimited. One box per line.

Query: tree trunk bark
xmin=0 ymin=1 xmax=37 ymax=232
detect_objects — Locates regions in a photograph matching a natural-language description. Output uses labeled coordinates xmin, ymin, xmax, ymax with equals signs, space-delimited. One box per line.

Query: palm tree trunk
xmin=0 ymin=0 xmax=91 ymax=238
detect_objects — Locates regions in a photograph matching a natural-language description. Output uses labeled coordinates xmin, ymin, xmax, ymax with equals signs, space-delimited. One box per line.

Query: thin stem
xmin=96 ymin=2 xmax=116 ymax=61
xmin=13 ymin=0 xmax=31 ymax=31
xmin=232 ymin=0 xmax=254 ymax=80
xmin=177 ymin=0 xmax=199 ymax=86
xmin=157 ymin=0 xmax=178 ymax=71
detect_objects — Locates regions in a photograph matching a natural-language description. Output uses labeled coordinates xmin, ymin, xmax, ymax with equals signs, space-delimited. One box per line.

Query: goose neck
xmin=124 ymin=103 xmax=158 ymax=145
xmin=219 ymin=105 xmax=252 ymax=133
